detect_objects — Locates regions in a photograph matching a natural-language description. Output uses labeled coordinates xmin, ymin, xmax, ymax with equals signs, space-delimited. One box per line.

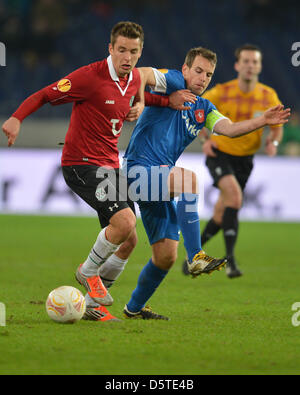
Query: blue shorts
xmin=125 ymin=162 xmax=179 ymax=245
xmin=139 ymin=200 xmax=180 ymax=245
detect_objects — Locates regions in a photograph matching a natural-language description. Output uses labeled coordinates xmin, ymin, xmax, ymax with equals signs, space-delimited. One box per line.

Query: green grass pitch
xmin=0 ymin=214 xmax=300 ymax=375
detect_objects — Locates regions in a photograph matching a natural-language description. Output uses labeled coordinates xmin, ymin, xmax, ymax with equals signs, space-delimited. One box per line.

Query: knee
xmin=154 ymin=250 xmax=177 ymax=270
xmin=229 ymin=193 xmax=243 ymax=210
xmin=109 ymin=208 xmax=136 ymax=243
xmin=222 ymin=188 xmax=243 ymax=210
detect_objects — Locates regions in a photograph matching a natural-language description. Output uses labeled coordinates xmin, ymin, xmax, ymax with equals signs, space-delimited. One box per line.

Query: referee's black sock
xmin=201 ymin=218 xmax=221 ymax=246
xmin=222 ymin=207 xmax=239 ymax=258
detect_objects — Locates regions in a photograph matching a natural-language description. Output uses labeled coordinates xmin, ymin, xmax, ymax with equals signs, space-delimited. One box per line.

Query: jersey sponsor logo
xmin=182 ymin=112 xmax=201 ymax=137
xmin=194 ymin=109 xmax=205 ymax=123
xmin=57 ymin=79 xmax=72 ymax=93
xmin=105 ymin=100 xmax=115 ymax=104
xmin=110 ymin=119 xmax=121 ymax=136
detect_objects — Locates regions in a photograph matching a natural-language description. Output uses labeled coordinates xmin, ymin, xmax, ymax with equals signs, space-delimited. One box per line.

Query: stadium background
xmin=0 ymin=0 xmax=300 ymax=220
xmin=1 ymin=0 xmax=300 ymax=377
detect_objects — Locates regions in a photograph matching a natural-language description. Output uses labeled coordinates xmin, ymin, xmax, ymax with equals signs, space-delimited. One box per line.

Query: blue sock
xmin=127 ymin=259 xmax=168 ymax=313
xmin=177 ymin=193 xmax=201 ymax=262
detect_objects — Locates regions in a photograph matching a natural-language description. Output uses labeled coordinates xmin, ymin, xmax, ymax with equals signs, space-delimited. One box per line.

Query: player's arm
xmin=199 ymin=128 xmax=218 ymax=157
xmin=139 ymin=67 xmax=196 ymax=110
xmin=125 ymin=73 xmax=145 ymax=122
xmin=264 ymin=126 xmax=283 ymax=156
xmin=264 ymin=90 xmax=284 ymax=156
xmin=2 ymin=88 xmax=49 ymax=146
xmin=2 ymin=67 xmax=93 ymax=146
xmin=199 ymin=86 xmax=221 ymax=157
xmin=212 ymin=105 xmax=290 ymax=138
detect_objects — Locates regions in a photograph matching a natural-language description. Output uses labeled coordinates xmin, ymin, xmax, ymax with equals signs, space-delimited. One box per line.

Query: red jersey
xmin=44 ymin=56 xmax=141 ymax=168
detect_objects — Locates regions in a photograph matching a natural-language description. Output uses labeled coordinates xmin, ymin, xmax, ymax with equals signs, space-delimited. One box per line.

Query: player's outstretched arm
xmin=214 ymin=105 xmax=291 ymax=138
xmin=1 ymin=88 xmax=49 ymax=146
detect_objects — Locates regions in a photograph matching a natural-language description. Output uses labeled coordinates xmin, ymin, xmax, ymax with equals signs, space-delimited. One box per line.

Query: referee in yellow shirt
xmin=183 ymin=44 xmax=283 ymax=278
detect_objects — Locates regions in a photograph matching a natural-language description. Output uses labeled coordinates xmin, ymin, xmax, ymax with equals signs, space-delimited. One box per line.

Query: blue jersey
xmin=124 ymin=69 xmax=227 ymax=167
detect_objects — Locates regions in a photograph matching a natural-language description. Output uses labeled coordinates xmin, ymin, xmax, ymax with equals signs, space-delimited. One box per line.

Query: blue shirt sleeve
xmin=164 ymin=70 xmax=186 ymax=94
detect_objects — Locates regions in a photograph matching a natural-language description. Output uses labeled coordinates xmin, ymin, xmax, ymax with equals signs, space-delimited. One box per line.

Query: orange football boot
xmin=75 ymin=263 xmax=113 ymax=305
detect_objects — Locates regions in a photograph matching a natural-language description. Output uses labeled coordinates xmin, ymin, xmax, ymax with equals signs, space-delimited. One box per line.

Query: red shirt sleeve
xmin=145 ymin=91 xmax=169 ymax=107
xmin=12 ymin=65 xmax=96 ymax=122
xmin=45 ymin=65 xmax=96 ymax=105
xmin=12 ymin=89 xmax=49 ymax=122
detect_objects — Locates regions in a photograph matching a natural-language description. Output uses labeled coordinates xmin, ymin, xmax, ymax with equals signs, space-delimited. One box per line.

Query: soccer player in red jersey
xmin=2 ymin=21 xmax=196 ymax=322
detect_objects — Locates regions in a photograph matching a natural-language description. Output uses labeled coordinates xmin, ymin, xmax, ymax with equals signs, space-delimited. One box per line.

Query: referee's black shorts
xmin=205 ymin=149 xmax=254 ymax=191
xmin=62 ymin=165 xmax=135 ymax=228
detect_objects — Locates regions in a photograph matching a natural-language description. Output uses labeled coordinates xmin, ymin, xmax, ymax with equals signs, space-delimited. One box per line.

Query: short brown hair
xmin=110 ymin=21 xmax=144 ymax=47
xmin=184 ymin=47 xmax=217 ymax=68
xmin=235 ymin=44 xmax=263 ymax=61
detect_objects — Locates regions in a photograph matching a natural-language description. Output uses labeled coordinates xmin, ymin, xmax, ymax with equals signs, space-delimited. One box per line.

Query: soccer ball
xmin=46 ymin=286 xmax=86 ymax=323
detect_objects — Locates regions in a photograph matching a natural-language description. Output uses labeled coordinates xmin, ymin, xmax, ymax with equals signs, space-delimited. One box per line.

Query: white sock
xmin=99 ymin=254 xmax=128 ymax=289
xmin=81 ymin=227 xmax=120 ymax=277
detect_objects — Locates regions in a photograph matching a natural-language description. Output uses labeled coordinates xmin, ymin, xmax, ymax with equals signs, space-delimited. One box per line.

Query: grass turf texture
xmin=0 ymin=214 xmax=300 ymax=375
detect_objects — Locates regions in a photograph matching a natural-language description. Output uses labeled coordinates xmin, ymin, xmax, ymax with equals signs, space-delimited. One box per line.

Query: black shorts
xmin=62 ymin=165 xmax=135 ymax=228
xmin=205 ymin=149 xmax=254 ymax=191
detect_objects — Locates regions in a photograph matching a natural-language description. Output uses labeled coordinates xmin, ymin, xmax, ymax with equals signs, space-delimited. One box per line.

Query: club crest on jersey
xmin=195 ymin=109 xmax=205 ymax=123
xmin=95 ymin=186 xmax=106 ymax=201
xmin=57 ymin=79 xmax=71 ymax=93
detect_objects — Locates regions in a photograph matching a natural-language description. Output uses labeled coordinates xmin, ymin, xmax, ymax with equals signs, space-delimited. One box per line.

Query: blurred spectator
xmin=90 ymin=0 xmax=114 ymax=19
xmin=3 ymin=0 xmax=32 ymax=16
xmin=23 ymin=0 xmax=67 ymax=68
xmin=0 ymin=0 xmax=299 ymax=129
xmin=242 ymin=0 xmax=299 ymax=28
xmin=1 ymin=14 xmax=25 ymax=52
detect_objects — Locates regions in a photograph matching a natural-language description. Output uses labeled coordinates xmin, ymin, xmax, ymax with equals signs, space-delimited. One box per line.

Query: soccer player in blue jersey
xmin=121 ymin=47 xmax=290 ymax=320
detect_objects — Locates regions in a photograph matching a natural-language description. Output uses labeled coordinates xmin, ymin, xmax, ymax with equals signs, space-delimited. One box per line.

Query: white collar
xmin=107 ymin=55 xmax=133 ymax=96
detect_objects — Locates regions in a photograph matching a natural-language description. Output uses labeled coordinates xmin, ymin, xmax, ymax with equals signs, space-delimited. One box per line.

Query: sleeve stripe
xmin=151 ymin=68 xmax=167 ymax=93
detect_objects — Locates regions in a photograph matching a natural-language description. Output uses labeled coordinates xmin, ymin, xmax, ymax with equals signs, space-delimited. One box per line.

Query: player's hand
xmin=2 ymin=116 xmax=21 ymax=146
xmin=202 ymin=139 xmax=218 ymax=157
xmin=125 ymin=101 xmax=145 ymax=122
xmin=169 ymin=89 xmax=197 ymax=111
xmin=263 ymin=105 xmax=291 ymax=126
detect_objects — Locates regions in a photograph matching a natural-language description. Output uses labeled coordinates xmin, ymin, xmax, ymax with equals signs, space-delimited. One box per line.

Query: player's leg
xmin=169 ymin=167 xmax=226 ymax=277
xmin=83 ymin=229 xmax=138 ymax=322
xmin=124 ymin=237 xmax=177 ymax=320
xmin=62 ymin=165 xmax=136 ymax=304
xmin=98 ymin=228 xmax=138 ymax=290
xmin=200 ymin=195 xmax=223 ymax=246
xmin=217 ymin=174 xmax=243 ymax=278
xmin=96 ymin=184 xmax=137 ymax=290
xmin=200 ymin=150 xmax=230 ymax=247
xmin=124 ymin=200 xmax=179 ymax=320
xmin=169 ymin=167 xmax=201 ymax=260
